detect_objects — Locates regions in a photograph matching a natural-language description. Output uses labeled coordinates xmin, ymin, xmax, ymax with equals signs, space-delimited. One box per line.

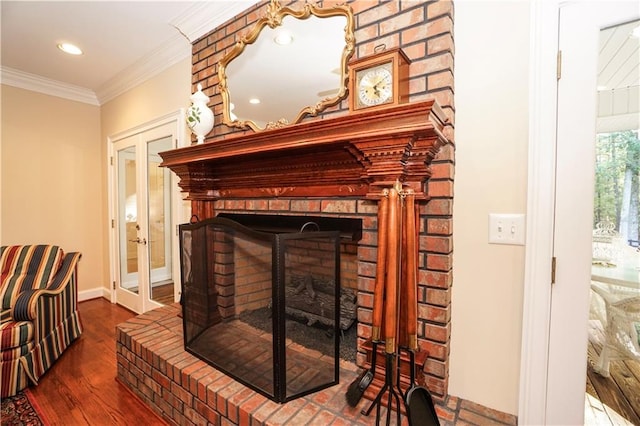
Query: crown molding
xmin=95 ymin=33 xmax=191 ymax=105
xmin=1 ymin=1 xmax=259 ymax=106
xmin=170 ymin=1 xmax=260 ymax=43
xmin=96 ymin=1 xmax=260 ymax=103
xmin=0 ymin=66 xmax=100 ymax=105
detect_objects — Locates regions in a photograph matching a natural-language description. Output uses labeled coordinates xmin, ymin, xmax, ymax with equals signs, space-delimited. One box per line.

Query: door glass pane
xmin=587 ymin=19 xmax=640 ymax=423
xmin=118 ymin=146 xmax=139 ymax=294
xmin=148 ymin=136 xmax=173 ymax=304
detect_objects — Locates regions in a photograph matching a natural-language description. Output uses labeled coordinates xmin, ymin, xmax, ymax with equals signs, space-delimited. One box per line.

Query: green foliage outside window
xmin=594 ymin=130 xmax=640 ymax=244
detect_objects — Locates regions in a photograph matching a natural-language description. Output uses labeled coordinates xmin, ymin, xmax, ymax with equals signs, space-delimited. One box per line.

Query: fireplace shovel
xmin=404 ymin=349 xmax=440 ymax=426
xmin=402 ymin=191 xmax=440 ymax=426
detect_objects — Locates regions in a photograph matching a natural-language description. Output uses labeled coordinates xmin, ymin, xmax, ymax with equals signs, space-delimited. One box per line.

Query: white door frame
xmin=107 ymin=110 xmax=187 ymax=312
xmin=520 ymin=2 xmax=639 ymax=424
xmin=518 ymin=2 xmax=559 ymax=423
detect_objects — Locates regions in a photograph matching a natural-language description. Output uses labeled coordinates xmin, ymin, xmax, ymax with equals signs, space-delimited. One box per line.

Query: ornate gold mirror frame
xmin=218 ymin=0 xmax=355 ymax=132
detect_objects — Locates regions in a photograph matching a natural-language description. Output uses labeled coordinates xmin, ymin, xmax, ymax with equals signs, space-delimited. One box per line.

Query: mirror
xmin=219 ymin=0 xmax=355 ymax=132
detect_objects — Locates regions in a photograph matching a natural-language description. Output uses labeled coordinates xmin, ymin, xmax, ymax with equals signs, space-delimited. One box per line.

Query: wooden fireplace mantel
xmin=160 ymin=100 xmax=448 ymax=200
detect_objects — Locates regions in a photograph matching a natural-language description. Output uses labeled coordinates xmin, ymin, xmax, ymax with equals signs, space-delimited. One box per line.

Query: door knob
xmin=128 ymin=237 xmax=147 ymax=245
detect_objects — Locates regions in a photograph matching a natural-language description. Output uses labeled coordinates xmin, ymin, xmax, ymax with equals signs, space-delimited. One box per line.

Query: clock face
xmin=356 ymin=64 xmax=393 ymax=107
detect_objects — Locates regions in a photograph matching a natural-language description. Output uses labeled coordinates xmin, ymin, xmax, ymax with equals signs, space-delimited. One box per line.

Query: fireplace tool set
xmin=346 ymin=182 xmax=439 ymax=426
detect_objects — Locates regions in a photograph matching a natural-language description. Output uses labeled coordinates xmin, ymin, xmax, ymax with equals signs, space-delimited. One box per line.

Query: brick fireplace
xmin=171 ymin=0 xmax=455 ymax=403
xmin=160 ymin=98 xmax=449 ymax=404
xmin=119 ymin=1 xmax=461 ymax=424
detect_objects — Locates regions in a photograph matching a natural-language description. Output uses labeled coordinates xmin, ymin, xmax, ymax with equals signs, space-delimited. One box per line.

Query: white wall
xmin=99 ymin=58 xmax=192 ymax=294
xmin=1 ymin=86 xmax=103 ymax=293
xmin=0 ymin=59 xmax=191 ymax=300
xmin=100 ymin=58 xmax=191 ymax=138
xmin=450 ymin=1 xmax=531 ymax=415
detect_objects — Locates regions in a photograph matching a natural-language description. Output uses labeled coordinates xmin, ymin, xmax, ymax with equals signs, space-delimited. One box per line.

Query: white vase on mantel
xmin=186 ymin=84 xmax=214 ymax=145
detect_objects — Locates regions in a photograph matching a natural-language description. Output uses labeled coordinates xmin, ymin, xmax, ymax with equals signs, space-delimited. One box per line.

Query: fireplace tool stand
xmin=359 ymin=183 xmax=439 ymax=426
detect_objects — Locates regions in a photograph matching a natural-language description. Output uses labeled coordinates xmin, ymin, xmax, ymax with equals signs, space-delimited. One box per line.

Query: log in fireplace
xmin=218 ymin=213 xmax=362 ymax=332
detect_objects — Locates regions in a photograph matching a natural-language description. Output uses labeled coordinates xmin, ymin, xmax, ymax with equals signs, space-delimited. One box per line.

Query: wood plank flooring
xmin=151 ymin=282 xmax=175 ymax=305
xmin=125 ymin=282 xmax=175 ymax=305
xmin=21 ymin=301 xmax=638 ymax=426
xmin=26 ymin=298 xmax=166 ymax=425
xmin=586 ymin=319 xmax=640 ymax=425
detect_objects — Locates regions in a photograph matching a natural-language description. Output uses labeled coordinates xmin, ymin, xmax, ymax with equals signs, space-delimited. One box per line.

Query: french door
xmin=520 ymin=2 xmax=639 ymax=424
xmin=547 ymin=2 xmax=639 ymax=424
xmin=111 ymin=120 xmax=178 ymax=313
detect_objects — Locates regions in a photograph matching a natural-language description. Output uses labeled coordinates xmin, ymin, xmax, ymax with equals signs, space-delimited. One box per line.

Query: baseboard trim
xmin=79 ymin=287 xmax=110 ymax=302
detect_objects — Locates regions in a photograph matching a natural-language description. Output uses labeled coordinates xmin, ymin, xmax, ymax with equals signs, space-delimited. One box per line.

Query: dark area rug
xmin=239 ymin=307 xmax=357 ymax=362
xmin=1 ymin=391 xmax=46 ymax=426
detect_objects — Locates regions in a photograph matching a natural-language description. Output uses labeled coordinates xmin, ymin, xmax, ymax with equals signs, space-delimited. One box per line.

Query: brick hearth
xmin=116 ymin=304 xmax=516 ymax=425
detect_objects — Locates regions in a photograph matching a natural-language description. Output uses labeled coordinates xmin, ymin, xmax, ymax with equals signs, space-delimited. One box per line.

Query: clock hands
xmin=358 ymin=68 xmax=392 ymax=106
xmin=363 ymin=76 xmax=389 ymax=98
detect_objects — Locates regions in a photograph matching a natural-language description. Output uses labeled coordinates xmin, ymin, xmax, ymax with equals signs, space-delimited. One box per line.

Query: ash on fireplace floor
xmin=238 ymin=307 xmax=357 ymax=363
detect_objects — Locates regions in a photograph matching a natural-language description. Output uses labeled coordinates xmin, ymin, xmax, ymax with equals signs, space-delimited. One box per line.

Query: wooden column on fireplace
xmin=159 ymin=99 xmax=449 ymax=400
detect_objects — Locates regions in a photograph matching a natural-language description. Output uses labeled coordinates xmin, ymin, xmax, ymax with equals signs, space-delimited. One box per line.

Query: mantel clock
xmin=349 ymin=47 xmax=411 ymax=112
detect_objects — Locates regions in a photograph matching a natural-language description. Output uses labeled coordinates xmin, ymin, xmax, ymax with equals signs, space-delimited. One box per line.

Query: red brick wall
xmin=341 ymin=242 xmax=358 ymax=290
xmin=190 ymin=0 xmax=454 ymax=399
xmin=234 ymin=237 xmax=272 ymax=314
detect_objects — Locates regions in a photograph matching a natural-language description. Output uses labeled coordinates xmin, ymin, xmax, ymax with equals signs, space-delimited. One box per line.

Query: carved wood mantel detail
xmin=160 ymin=100 xmax=448 ymax=202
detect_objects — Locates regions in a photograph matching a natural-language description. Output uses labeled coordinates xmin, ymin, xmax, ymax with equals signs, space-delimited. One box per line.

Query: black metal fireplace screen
xmin=179 ymin=216 xmax=341 ymax=402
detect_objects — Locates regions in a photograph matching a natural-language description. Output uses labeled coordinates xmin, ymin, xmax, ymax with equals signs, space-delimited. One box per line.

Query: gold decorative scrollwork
xmin=218 ymin=0 xmax=355 ymax=132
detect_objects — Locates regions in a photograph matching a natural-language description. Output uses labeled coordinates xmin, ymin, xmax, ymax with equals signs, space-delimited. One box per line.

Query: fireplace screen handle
xmin=299 ymin=222 xmax=320 ymax=233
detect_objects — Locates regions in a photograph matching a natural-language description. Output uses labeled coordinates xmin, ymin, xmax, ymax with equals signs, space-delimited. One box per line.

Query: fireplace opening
xmin=179 ymin=214 xmax=362 ymax=403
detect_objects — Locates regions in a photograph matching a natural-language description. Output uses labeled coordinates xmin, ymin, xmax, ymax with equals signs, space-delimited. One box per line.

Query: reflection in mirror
xmin=219 ymin=1 xmax=354 ymax=132
xmin=117 ymin=146 xmax=139 ymax=294
xmin=147 ymin=136 xmax=174 ymax=306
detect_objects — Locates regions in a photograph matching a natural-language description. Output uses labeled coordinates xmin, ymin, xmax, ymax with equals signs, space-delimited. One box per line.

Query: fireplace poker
xmin=363 ymin=184 xmax=403 ymax=426
xmin=346 ymin=190 xmax=390 ymax=407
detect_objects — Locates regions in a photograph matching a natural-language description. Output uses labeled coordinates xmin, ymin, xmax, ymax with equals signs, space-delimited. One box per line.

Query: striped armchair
xmin=0 ymin=245 xmax=83 ymax=397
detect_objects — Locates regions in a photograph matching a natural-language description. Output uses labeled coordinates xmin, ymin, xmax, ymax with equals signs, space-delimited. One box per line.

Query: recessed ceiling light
xmin=57 ymin=43 xmax=83 ymax=55
xmin=249 ymin=98 xmax=261 ymax=105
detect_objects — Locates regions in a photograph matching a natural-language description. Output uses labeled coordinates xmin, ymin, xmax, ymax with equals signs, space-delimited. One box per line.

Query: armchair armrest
xmin=12 ymin=252 xmax=82 ymax=322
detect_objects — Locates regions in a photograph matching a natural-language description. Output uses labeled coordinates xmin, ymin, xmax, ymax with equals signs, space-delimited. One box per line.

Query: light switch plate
xmin=488 ymin=213 xmax=526 ymax=245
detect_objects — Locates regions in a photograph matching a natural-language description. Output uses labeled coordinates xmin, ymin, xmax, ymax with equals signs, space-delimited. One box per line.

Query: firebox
xmin=179 ymin=216 xmax=344 ymax=402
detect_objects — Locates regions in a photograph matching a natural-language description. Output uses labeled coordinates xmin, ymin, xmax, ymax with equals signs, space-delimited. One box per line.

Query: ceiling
xmin=0 ymin=1 xmax=257 ymax=105
xmin=1 ymin=2 xmax=638 ymax=115
xmin=598 ymin=19 xmax=640 ymax=91
xmin=597 ymin=19 xmax=640 ymax=133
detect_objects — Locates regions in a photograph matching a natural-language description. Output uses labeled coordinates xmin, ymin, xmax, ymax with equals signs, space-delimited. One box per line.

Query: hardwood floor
xmin=151 ymin=282 xmax=175 ymax=305
xmin=585 ymin=319 xmax=640 ymax=426
xmin=27 ymin=298 xmax=167 ymax=425
xmin=23 ymin=301 xmax=638 ymax=426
